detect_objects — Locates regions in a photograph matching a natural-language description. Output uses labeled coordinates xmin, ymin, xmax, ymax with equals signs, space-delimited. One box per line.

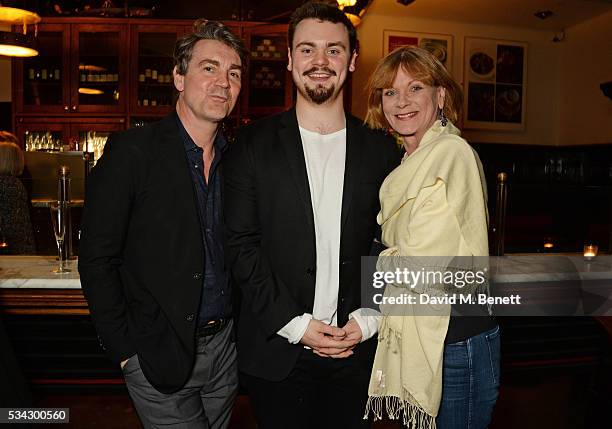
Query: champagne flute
xmin=49 ymin=201 xmax=71 ymax=273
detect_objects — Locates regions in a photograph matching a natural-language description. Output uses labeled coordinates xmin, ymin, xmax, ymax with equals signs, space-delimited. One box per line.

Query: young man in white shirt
xmin=224 ymin=2 xmax=400 ymax=428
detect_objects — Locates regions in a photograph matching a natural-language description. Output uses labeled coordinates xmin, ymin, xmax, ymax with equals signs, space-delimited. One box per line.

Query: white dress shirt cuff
xmin=349 ymin=308 xmax=382 ymax=342
xmin=277 ymin=313 xmax=313 ymax=344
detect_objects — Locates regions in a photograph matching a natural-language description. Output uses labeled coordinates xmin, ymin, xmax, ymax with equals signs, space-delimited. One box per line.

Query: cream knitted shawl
xmin=364 ymin=120 xmax=489 ymax=428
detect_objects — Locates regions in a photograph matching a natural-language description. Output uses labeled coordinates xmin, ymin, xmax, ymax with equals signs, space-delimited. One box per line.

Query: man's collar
xmin=174 ymin=111 xmax=227 ymax=153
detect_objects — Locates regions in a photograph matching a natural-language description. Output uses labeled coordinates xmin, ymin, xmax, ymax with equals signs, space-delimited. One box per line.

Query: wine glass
xmin=49 ymin=201 xmax=71 ymax=273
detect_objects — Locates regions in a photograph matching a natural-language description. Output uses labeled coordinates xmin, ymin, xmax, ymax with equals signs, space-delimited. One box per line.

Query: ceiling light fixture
xmin=337 ymin=0 xmax=357 ymax=6
xmin=337 ymin=0 xmax=373 ymax=27
xmin=552 ymin=29 xmax=566 ymax=43
xmin=534 ymin=10 xmax=554 ymax=20
xmin=0 ymin=31 xmax=37 ymax=57
xmin=0 ymin=4 xmax=41 ymax=57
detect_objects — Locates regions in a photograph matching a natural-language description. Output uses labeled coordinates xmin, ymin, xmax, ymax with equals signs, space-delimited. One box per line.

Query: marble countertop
xmin=490 ymin=255 xmax=612 ymax=283
xmin=31 ymin=199 xmax=84 ymax=208
xmin=0 ymin=256 xmax=81 ymax=289
xmin=1 ymin=254 xmax=611 ymax=290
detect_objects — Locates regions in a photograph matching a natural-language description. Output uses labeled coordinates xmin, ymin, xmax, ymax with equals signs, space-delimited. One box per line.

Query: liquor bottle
xmin=152 ymin=62 xmax=158 ymax=81
xmin=41 ymin=68 xmax=48 ymax=80
xmin=28 ymin=68 xmax=35 ymax=80
xmin=145 ymin=68 xmax=151 ymax=81
xmin=54 ymin=69 xmax=60 ymax=80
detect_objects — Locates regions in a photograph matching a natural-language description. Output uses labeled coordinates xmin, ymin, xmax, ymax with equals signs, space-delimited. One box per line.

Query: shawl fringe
xmin=364 ymin=393 xmax=437 ymax=429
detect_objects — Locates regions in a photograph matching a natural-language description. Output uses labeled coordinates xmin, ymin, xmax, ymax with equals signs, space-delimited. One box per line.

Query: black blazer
xmin=224 ymin=109 xmax=400 ymax=381
xmin=78 ymin=114 xmax=206 ymax=394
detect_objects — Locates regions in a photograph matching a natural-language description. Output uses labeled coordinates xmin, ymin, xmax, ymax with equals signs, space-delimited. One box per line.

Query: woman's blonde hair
xmin=365 ymin=46 xmax=463 ymax=130
xmin=0 ymin=132 xmax=24 ymax=176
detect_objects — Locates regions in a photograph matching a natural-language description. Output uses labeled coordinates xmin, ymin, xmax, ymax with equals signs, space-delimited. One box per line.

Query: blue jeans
xmin=436 ymin=325 xmax=500 ymax=429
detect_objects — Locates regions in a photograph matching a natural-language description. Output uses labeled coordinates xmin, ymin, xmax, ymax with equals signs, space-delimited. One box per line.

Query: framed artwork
xmin=463 ymin=37 xmax=528 ymax=131
xmin=383 ymin=30 xmax=453 ymax=72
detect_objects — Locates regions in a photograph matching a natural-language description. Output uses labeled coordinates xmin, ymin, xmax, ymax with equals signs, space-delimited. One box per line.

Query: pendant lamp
xmin=0 ymin=4 xmax=41 ymax=57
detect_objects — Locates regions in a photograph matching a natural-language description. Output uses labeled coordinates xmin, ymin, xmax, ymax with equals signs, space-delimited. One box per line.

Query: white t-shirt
xmin=276 ymin=126 xmax=378 ymax=344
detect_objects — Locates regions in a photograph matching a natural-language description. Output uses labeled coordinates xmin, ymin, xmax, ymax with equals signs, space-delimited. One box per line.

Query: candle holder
xmin=543 ymin=236 xmax=554 ymax=251
xmin=583 ymin=244 xmax=598 ymax=261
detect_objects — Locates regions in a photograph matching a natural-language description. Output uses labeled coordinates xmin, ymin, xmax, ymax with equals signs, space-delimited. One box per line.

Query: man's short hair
xmin=174 ymin=19 xmax=248 ymax=75
xmin=288 ymin=1 xmax=358 ymax=55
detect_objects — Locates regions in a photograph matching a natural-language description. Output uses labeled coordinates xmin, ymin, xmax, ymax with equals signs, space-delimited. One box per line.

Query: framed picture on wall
xmin=463 ymin=37 xmax=528 ymax=131
xmin=383 ymin=30 xmax=453 ymax=72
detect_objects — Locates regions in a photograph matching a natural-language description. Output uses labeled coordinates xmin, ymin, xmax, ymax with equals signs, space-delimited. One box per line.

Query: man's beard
xmin=304 ymin=83 xmax=336 ymax=105
xmin=301 ymin=66 xmax=343 ymax=105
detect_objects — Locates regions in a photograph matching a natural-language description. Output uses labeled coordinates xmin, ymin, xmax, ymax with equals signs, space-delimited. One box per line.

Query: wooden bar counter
xmin=0 ymin=255 xmax=609 ymax=385
xmin=0 ymin=256 xmax=87 ymax=315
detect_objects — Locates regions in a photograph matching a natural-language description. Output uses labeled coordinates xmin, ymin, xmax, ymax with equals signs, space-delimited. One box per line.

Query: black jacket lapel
xmin=278 ymin=108 xmax=315 ymax=230
xmin=341 ymin=114 xmax=364 ymax=230
xmin=155 ymin=114 xmax=191 ymax=180
xmin=154 ymin=114 xmax=203 ymax=236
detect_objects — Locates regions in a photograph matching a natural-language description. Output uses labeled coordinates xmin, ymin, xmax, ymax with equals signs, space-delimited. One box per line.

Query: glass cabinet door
xmin=71 ymin=121 xmax=125 ymax=166
xmin=72 ymin=24 xmax=127 ymax=113
xmin=15 ymin=23 xmax=70 ymax=114
xmin=242 ymin=24 xmax=292 ymax=121
xmin=130 ymin=25 xmax=184 ymax=115
xmin=15 ymin=121 xmax=70 ymax=152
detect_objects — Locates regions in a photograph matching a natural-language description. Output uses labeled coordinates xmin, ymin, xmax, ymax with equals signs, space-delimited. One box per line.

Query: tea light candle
xmin=543 ymin=237 xmax=554 ymax=249
xmin=583 ymin=244 xmax=598 ymax=260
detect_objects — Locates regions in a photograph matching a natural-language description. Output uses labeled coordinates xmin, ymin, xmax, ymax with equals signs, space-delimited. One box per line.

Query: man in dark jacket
xmin=79 ymin=20 xmax=246 ymax=429
xmin=224 ymin=2 xmax=401 ymax=428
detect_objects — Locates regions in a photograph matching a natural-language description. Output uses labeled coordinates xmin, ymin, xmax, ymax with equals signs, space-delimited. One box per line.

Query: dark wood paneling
xmin=473 ymin=143 xmax=612 ymax=253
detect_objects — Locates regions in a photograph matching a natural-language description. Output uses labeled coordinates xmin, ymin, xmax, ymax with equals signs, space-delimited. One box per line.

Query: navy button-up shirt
xmin=176 ymin=114 xmax=231 ymax=325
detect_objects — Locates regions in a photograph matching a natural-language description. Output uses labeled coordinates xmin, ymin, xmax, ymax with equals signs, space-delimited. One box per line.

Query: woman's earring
xmin=438 ymin=108 xmax=448 ymax=127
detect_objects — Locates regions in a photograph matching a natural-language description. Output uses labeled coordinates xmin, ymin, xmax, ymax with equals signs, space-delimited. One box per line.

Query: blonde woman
xmin=0 ymin=132 xmax=35 ymax=254
xmin=363 ymin=47 xmax=499 ymax=429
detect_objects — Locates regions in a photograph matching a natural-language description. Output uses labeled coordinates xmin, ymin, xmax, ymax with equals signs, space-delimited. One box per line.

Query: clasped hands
xmin=300 ymin=318 xmax=362 ymax=358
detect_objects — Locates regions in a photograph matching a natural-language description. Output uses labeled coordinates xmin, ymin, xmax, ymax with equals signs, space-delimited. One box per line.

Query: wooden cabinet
xmin=14 ymin=23 xmax=70 ymax=115
xmin=129 ymin=23 xmax=186 ymax=117
xmin=13 ymin=18 xmax=293 ymax=145
xmin=71 ymin=23 xmax=128 ymax=114
xmin=14 ymin=21 xmax=128 ymax=115
xmin=242 ymin=24 xmax=293 ymax=122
